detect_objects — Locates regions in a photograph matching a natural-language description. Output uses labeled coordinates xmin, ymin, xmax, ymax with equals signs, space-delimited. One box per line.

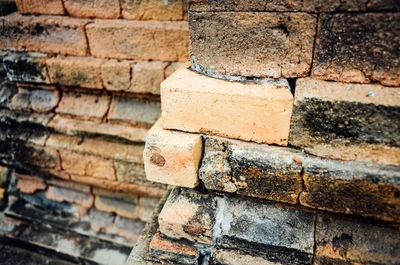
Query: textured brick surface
xmin=189 ymin=12 xmax=316 ymax=78
xmin=46 ymin=185 xmax=94 ymax=208
xmin=47 ymin=56 xmax=104 ymax=89
xmin=86 ymin=20 xmax=189 ymax=61
xmin=15 ymin=0 xmax=65 ymax=15
xmin=56 ymin=91 xmax=110 ymax=120
xmin=14 ymin=145 xmax=61 ymax=170
xmin=10 ymin=88 xmax=60 ymax=113
xmin=93 ymin=188 xmax=139 ymax=219
xmin=114 ymin=160 xmax=146 ymax=184
xmin=15 ymin=173 xmax=46 ymax=194
xmin=144 ymin=120 xmax=202 ymax=188
xmin=315 ymin=214 xmax=400 ymax=264
xmin=312 ymin=13 xmax=400 ymax=86
xmin=161 ymin=65 xmax=293 ymax=145
xmin=130 ymin=61 xmax=167 ymax=95
xmin=289 ymin=78 xmax=400 ymax=166
xmin=122 ymin=0 xmax=184 ymax=20
xmin=64 ymin=0 xmax=120 ymax=19
xmin=199 ymin=136 xmax=303 ymax=203
xmin=138 ymin=197 xmax=160 ymax=222
xmin=101 ymin=60 xmax=131 ymax=91
xmin=0 ymin=13 xmax=88 ymax=56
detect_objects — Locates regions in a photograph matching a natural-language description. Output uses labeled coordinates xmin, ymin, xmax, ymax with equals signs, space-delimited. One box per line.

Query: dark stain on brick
xmin=151 ymin=153 xmax=166 ymax=167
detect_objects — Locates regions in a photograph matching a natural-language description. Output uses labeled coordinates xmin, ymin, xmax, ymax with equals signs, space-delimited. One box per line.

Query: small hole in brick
xmin=151 ymin=153 xmax=165 ymax=167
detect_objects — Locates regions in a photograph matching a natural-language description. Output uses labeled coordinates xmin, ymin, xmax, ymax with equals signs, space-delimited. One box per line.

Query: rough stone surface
xmin=93 ymin=188 xmax=139 ymax=219
xmin=86 ymin=20 xmax=189 ymax=61
xmin=130 ymin=61 xmax=167 ymax=95
xmin=64 ymin=0 xmax=121 ymax=19
xmin=10 ymin=88 xmax=60 ymax=113
xmin=89 ymin=209 xmax=115 ymax=233
xmin=112 ymin=216 xmax=146 ymax=241
xmin=212 ymin=248 xmax=283 ymax=265
xmin=114 ymin=160 xmax=147 ymax=183
xmin=199 ymin=136 xmax=303 ymax=203
xmin=47 ymin=56 xmax=104 ymax=89
xmin=108 ymin=96 xmax=160 ymax=126
xmin=161 ymin=65 xmax=293 ymax=145
xmin=122 ymin=0 xmax=184 ymax=20
xmin=3 ymin=52 xmax=50 ymax=84
xmin=289 ymin=78 xmax=400 ymax=166
xmin=300 ymin=156 xmax=400 ymax=222
xmin=15 ymin=173 xmax=46 ymax=194
xmin=143 ymin=120 xmax=202 ymax=188
xmin=56 ymin=91 xmax=110 ymax=120
xmin=158 ymin=187 xmax=216 ymax=244
xmin=0 ymin=13 xmax=88 ymax=56
xmin=189 ymin=12 xmax=316 ymax=78
xmin=138 ymin=197 xmax=160 ymax=222
xmin=15 ymin=0 xmax=65 ymax=14
xmin=312 ymin=13 xmax=400 ymax=86
xmin=187 ymin=0 xmax=400 ymax=12
xmin=315 ymin=213 xmax=400 ymax=265
xmin=101 ymin=60 xmax=131 ymax=91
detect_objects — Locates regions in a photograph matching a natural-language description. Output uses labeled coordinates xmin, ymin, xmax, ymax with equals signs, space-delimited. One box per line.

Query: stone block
xmin=3 ymin=52 xmax=50 ymax=84
xmin=56 ymin=91 xmax=110 ymax=120
xmin=130 ymin=61 xmax=168 ymax=95
xmin=138 ymin=197 xmax=160 ymax=222
xmin=93 ymin=188 xmax=139 ymax=219
xmin=300 ymin=156 xmax=400 ymax=222
xmin=59 ymin=149 xmax=116 ymax=180
xmin=89 ymin=209 xmax=114 ymax=233
xmin=15 ymin=173 xmax=46 ymax=194
xmin=10 ymin=88 xmax=60 ymax=113
xmin=114 ymin=160 xmax=146 ymax=183
xmin=122 ymin=0 xmax=184 ymax=20
xmin=86 ymin=20 xmax=189 ymax=61
xmin=0 ymin=13 xmax=88 ymax=56
xmin=46 ymin=185 xmax=94 ymax=208
xmin=161 ymin=65 xmax=293 ymax=145
xmin=143 ymin=119 xmax=202 ymax=188
xmin=149 ymin=231 xmax=199 ymax=264
xmin=314 ymin=213 xmax=400 ymax=264
xmin=101 ymin=60 xmax=131 ymax=91
xmin=312 ymin=13 xmax=400 ymax=86
xmin=63 ymin=0 xmax=120 ymax=19
xmin=199 ymin=136 xmax=303 ymax=203
xmin=15 ymin=0 xmax=65 ymax=15
xmin=289 ymin=78 xmax=400 ymax=166
xmin=108 ymin=96 xmax=160 ymax=126
xmin=47 ymin=56 xmax=104 ymax=89
xmin=158 ymin=187 xmax=215 ymax=244
xmin=112 ymin=216 xmax=146 ymax=241
xmin=189 ymin=12 xmax=316 ymax=78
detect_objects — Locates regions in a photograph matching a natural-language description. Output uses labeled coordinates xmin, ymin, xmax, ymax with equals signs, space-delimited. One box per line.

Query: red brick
xmin=130 ymin=61 xmax=168 ymax=95
xmin=47 ymin=56 xmax=104 ymax=89
xmin=56 ymin=91 xmax=110 ymax=120
xmin=59 ymin=149 xmax=116 ymax=180
xmin=86 ymin=20 xmax=189 ymax=61
xmin=15 ymin=173 xmax=46 ymax=194
xmin=64 ymin=0 xmax=120 ymax=19
xmin=101 ymin=60 xmax=131 ymax=91
xmin=15 ymin=0 xmax=65 ymax=15
xmin=121 ymin=0 xmax=184 ymax=21
xmin=46 ymin=185 xmax=94 ymax=208
xmin=0 ymin=13 xmax=88 ymax=56
xmin=165 ymin=62 xmax=184 ymax=78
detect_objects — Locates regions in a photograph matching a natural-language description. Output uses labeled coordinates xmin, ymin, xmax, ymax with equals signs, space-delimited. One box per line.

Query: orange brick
xmin=47 ymin=56 xmax=104 ymax=89
xmin=121 ymin=0 xmax=184 ymax=21
xmin=144 ymin=119 xmax=202 ymax=188
xmin=46 ymin=185 xmax=94 ymax=208
xmin=101 ymin=60 xmax=131 ymax=91
xmin=64 ymin=0 xmax=120 ymax=19
xmin=161 ymin=64 xmax=293 ymax=145
xmin=130 ymin=61 xmax=168 ymax=95
xmin=16 ymin=174 xmax=46 ymax=194
xmin=59 ymin=150 xmax=116 ymax=180
xmin=0 ymin=13 xmax=88 ymax=56
xmin=15 ymin=0 xmax=65 ymax=15
xmin=149 ymin=232 xmax=198 ymax=262
xmin=86 ymin=20 xmax=189 ymax=61
xmin=56 ymin=91 xmax=110 ymax=120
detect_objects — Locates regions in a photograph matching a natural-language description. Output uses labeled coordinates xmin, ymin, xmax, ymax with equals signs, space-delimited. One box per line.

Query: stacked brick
xmin=134 ymin=0 xmax=400 ymax=264
xmin=0 ymin=0 xmax=189 ymax=254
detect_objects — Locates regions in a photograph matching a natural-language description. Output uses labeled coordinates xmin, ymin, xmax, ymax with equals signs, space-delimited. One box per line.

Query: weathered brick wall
xmin=0 ymin=0 xmax=189 ymax=252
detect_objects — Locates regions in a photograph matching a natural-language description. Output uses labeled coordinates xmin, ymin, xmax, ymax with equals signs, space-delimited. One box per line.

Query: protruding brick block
xmin=101 ymin=60 xmax=131 ymax=91
xmin=47 ymin=56 xmax=104 ymax=89
xmin=121 ymin=0 xmax=184 ymax=21
xmin=63 ymin=0 xmax=120 ymax=19
xmin=56 ymin=91 xmax=110 ymax=120
xmin=15 ymin=0 xmax=65 ymax=15
xmin=315 ymin=214 xmax=400 ymax=264
xmin=161 ymin=65 xmax=293 ymax=145
xmin=199 ymin=136 xmax=303 ymax=203
xmin=86 ymin=20 xmax=189 ymax=61
xmin=289 ymin=78 xmax=400 ymax=166
xmin=130 ymin=61 xmax=168 ymax=95
xmin=189 ymin=12 xmax=316 ymax=78
xmin=300 ymin=156 xmax=400 ymax=222
xmin=312 ymin=13 xmax=400 ymax=86
xmin=0 ymin=13 xmax=88 ymax=56
xmin=143 ymin=119 xmax=202 ymax=188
